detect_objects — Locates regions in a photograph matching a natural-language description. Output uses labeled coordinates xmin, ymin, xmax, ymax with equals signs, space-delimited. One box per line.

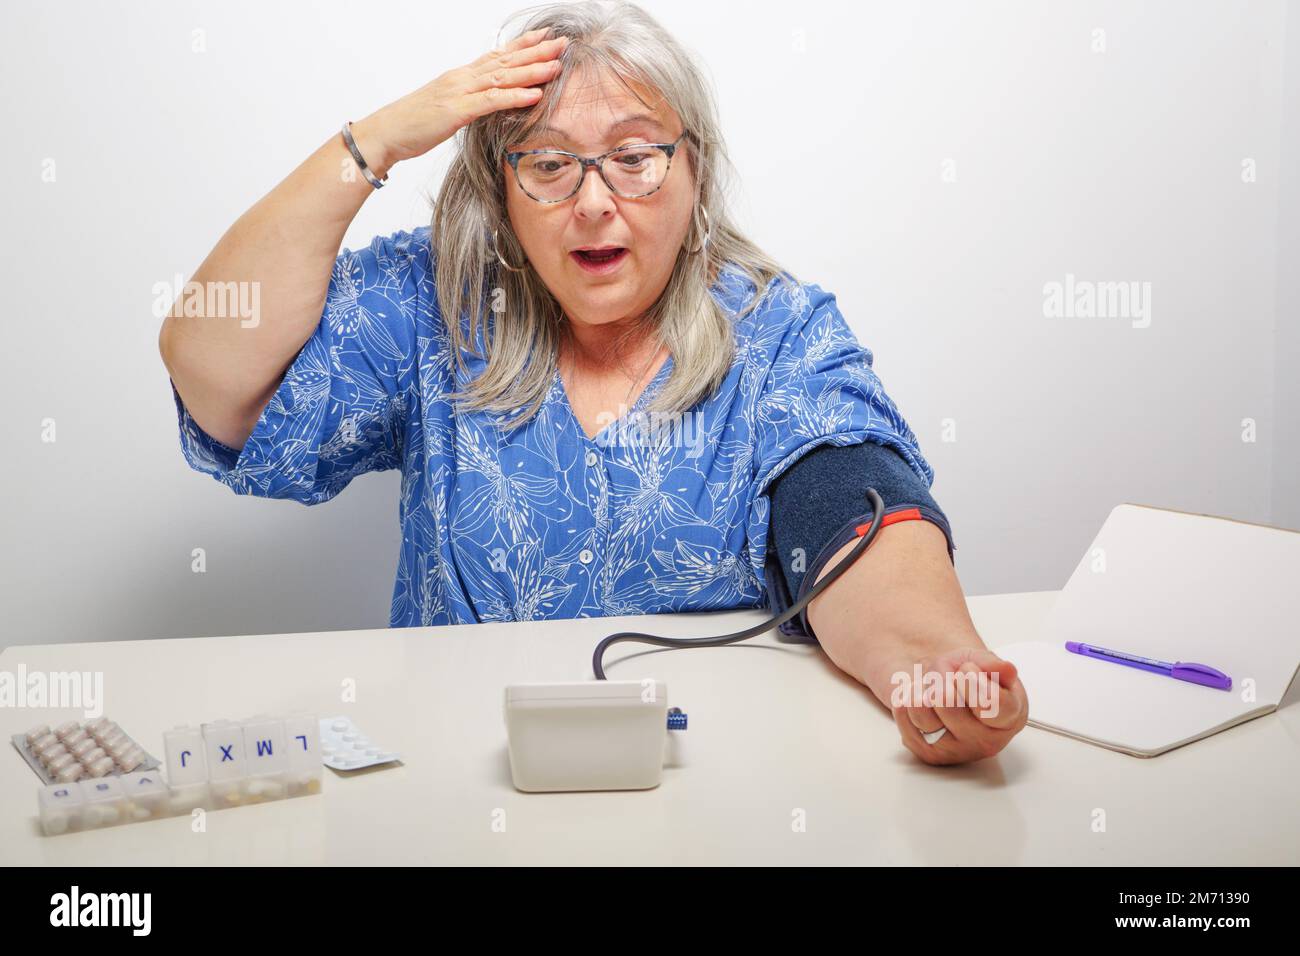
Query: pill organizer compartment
xmin=38 ymin=771 xmax=171 ymax=835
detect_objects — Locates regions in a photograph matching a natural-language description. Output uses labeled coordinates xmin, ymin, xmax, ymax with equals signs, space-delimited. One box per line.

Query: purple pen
xmin=1064 ymin=641 xmax=1232 ymax=690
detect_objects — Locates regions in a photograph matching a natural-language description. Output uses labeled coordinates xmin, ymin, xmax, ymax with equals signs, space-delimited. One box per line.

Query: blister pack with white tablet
xmin=319 ymin=716 xmax=401 ymax=771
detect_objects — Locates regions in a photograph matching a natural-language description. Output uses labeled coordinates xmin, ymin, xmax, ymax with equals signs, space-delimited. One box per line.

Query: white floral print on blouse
xmin=171 ymin=226 xmax=933 ymax=628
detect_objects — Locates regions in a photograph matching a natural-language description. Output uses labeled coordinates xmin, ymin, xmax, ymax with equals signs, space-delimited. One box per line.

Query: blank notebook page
xmin=994 ymin=504 xmax=1300 ymax=757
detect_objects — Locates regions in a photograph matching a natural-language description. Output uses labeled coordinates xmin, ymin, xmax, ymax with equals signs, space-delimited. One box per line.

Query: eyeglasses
xmin=506 ymin=131 xmax=691 ymax=203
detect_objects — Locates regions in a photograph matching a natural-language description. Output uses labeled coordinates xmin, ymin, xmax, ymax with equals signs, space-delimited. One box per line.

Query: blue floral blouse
xmin=171 ymin=226 xmax=934 ymax=628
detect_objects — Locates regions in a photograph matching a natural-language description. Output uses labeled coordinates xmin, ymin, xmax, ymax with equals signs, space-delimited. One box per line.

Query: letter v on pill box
xmin=319 ymin=716 xmax=400 ymax=771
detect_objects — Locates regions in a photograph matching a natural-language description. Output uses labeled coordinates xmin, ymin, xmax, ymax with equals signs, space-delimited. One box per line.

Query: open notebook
xmin=994 ymin=504 xmax=1300 ymax=757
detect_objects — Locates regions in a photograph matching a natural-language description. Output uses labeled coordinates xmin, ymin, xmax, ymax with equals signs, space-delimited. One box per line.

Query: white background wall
xmin=2 ymin=0 xmax=1295 ymax=646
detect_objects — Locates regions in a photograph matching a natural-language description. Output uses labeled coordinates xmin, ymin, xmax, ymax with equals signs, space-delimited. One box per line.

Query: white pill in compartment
xmin=38 ymin=782 xmax=85 ymax=836
xmin=80 ymin=777 xmax=126 ymax=827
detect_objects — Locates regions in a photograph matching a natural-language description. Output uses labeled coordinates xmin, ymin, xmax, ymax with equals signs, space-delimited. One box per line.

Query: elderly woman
xmin=159 ymin=0 xmax=1026 ymax=764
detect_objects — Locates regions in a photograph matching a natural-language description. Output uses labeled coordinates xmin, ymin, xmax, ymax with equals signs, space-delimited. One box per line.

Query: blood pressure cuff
xmin=764 ymin=439 xmax=955 ymax=642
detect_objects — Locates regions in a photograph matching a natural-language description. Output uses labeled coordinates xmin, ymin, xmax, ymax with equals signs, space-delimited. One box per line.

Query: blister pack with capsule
xmin=13 ymin=717 xmax=161 ymax=785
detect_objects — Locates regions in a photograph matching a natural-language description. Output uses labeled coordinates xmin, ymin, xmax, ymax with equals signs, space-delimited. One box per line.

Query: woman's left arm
xmin=805 ymin=520 xmax=1030 ymax=765
xmin=747 ymin=281 xmax=1029 ymax=763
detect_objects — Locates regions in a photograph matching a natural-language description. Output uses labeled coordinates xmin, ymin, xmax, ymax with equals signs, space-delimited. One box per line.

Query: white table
xmin=3 ymin=590 xmax=1297 ymax=865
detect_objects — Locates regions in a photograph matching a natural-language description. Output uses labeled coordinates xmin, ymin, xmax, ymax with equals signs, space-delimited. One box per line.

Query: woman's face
xmin=504 ymin=69 xmax=695 ymax=332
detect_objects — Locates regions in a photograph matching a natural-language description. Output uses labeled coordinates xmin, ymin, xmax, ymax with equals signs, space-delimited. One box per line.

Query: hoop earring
xmin=492 ymin=227 xmax=526 ymax=273
xmin=685 ymin=205 xmax=712 ymax=255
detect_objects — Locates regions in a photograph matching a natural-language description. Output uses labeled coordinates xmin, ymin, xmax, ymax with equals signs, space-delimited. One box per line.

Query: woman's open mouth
xmin=570 ymin=247 xmax=628 ymax=275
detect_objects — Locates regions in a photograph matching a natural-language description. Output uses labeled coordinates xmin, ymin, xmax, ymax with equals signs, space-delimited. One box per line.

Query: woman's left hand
xmin=888 ymin=646 xmax=1030 ymax=766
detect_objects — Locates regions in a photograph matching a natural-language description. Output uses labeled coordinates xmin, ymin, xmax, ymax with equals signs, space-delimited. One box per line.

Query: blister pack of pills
xmin=319 ymin=716 xmax=401 ymax=771
xmin=12 ymin=718 xmax=161 ymax=785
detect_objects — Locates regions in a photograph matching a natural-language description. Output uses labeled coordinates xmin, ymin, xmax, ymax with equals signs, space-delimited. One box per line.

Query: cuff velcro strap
xmin=855 ymin=506 xmax=924 ymax=537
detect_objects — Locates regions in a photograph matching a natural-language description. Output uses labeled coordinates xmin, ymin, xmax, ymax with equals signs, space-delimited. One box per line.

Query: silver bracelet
xmin=341 ymin=121 xmax=386 ymax=189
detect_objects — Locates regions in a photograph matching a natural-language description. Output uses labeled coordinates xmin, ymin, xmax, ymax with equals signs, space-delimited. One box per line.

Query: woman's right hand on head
xmin=160 ymin=29 xmax=567 ymax=450
xmin=349 ymin=28 xmax=568 ymax=175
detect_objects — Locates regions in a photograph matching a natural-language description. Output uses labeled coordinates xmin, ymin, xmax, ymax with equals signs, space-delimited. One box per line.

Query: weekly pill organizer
xmin=19 ymin=713 xmax=400 ymax=836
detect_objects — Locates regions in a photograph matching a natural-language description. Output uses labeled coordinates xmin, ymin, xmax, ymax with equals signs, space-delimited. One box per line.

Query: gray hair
xmin=433 ymin=0 xmax=795 ymax=430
